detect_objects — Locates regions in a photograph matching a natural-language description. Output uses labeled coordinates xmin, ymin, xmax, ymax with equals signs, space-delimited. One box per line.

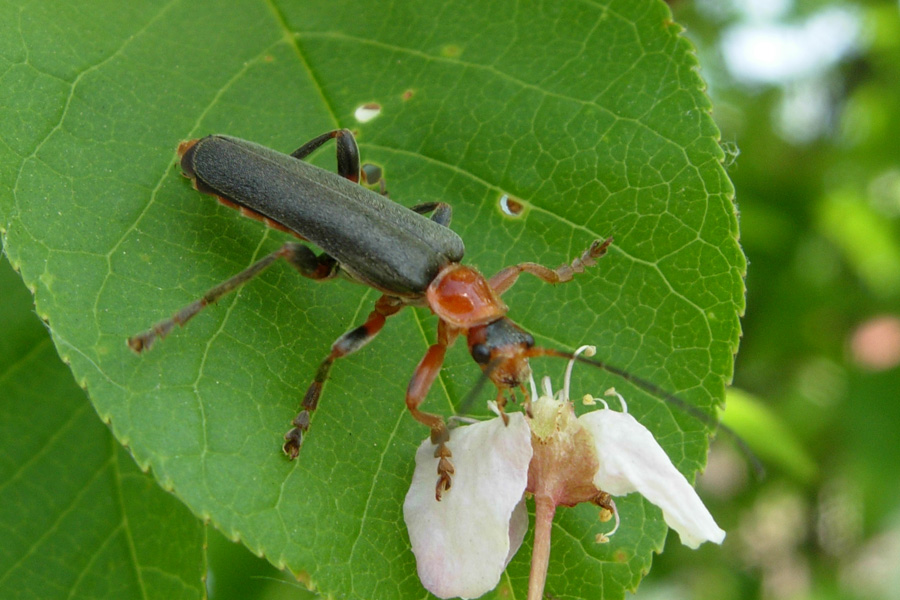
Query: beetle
xmin=128 ymin=129 xmax=611 ymax=499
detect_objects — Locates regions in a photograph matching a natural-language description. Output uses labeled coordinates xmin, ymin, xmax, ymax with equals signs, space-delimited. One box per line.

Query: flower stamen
xmin=595 ymin=498 xmax=621 ymax=543
xmin=604 ymin=387 xmax=628 ymax=413
xmin=562 ymin=345 xmax=596 ymax=401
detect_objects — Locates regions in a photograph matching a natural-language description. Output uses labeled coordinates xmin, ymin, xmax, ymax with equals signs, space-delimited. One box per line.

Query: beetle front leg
xmin=283 ymin=294 xmax=403 ymax=458
xmin=489 ymin=236 xmax=613 ymax=295
xmin=405 ymin=320 xmax=460 ymax=500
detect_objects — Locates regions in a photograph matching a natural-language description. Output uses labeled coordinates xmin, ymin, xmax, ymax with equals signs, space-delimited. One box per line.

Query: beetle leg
xmin=488 ymin=236 xmax=613 ymax=295
xmin=283 ymin=294 xmax=403 ymax=459
xmin=289 ymin=131 xmax=389 ymax=195
xmin=494 ymin=389 xmax=510 ymax=425
xmin=405 ymin=320 xmax=461 ymax=500
xmin=522 ymin=383 xmax=533 ymax=418
xmin=127 ymin=242 xmax=336 ymax=353
xmin=410 ymin=202 xmax=453 ymax=227
xmin=361 ymin=163 xmax=388 ymax=196
xmin=289 ymin=128 xmax=361 ymax=183
xmin=282 ymin=244 xmax=340 ymax=280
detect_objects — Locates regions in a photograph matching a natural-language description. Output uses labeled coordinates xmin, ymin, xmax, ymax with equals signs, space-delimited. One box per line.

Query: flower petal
xmin=403 ymin=413 xmax=532 ymax=599
xmin=580 ymin=408 xmax=726 ymax=548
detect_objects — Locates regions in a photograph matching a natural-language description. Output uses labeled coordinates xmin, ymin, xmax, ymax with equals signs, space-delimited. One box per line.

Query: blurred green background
xmin=635 ymin=1 xmax=900 ymax=599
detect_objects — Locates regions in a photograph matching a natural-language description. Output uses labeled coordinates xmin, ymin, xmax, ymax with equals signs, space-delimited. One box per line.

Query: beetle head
xmin=467 ymin=318 xmax=535 ymax=388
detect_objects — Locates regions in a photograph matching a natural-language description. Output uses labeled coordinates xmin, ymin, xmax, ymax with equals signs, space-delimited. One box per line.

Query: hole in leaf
xmin=354 ymin=103 xmax=382 ymax=123
xmin=499 ymin=194 xmax=524 ymax=217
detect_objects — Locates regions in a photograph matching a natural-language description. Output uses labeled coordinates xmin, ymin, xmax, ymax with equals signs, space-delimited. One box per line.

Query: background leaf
xmin=0 ymin=255 xmax=206 ymax=600
xmin=0 ymin=1 xmax=741 ymax=598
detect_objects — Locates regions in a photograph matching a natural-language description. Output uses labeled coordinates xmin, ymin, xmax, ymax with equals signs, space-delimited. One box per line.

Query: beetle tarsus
xmin=488 ymin=237 xmax=613 ymax=295
xmin=495 ymin=391 xmax=511 ymax=426
xmin=282 ymin=378 xmax=323 ymax=459
xmin=434 ymin=442 xmax=455 ymax=501
xmin=283 ymin=428 xmax=303 ymax=459
xmin=127 ymin=318 xmax=179 ymax=353
xmin=565 ymin=236 xmax=613 ymax=277
xmin=283 ymin=404 xmax=312 ymax=459
xmin=127 ymin=333 xmax=150 ymax=353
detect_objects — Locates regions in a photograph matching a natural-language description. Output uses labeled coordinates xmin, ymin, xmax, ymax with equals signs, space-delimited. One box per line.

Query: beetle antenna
xmin=528 ymin=346 xmax=765 ymax=478
xmin=527 ymin=347 xmax=712 ymax=422
xmin=456 ymin=358 xmax=502 ymax=418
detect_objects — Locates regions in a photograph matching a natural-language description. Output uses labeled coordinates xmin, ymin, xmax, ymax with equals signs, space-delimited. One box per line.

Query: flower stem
xmin=528 ymin=495 xmax=557 ymax=600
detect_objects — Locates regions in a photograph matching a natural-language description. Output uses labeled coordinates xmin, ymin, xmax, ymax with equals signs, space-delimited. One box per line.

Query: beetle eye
xmin=471 ymin=344 xmax=491 ymax=364
xmin=523 ymin=333 xmax=535 ymax=348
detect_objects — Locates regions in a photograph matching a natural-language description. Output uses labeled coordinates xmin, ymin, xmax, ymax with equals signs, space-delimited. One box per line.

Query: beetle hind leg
xmin=283 ymin=294 xmax=403 ymax=459
xmin=127 ymin=243 xmax=336 ymax=353
xmin=283 ymin=243 xmax=339 ymax=281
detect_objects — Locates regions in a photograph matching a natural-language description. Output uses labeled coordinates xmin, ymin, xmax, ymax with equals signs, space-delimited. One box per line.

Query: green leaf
xmin=721 ymin=389 xmax=817 ymax=484
xmin=0 ymin=1 xmax=743 ymax=599
xmin=0 ymin=255 xmax=206 ymax=600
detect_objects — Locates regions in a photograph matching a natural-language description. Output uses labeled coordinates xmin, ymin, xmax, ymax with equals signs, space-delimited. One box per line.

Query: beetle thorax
xmin=426 ymin=264 xmax=507 ymax=329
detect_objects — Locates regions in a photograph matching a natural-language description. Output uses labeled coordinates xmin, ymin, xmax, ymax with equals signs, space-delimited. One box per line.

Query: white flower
xmin=403 ymin=346 xmax=725 ymax=599
xmin=581 ymin=390 xmax=726 ymax=549
xmin=403 ymin=413 xmax=532 ymax=599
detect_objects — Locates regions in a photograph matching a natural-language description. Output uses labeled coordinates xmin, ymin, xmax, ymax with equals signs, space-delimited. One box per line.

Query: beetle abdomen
xmin=181 ymin=135 xmax=465 ymax=296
